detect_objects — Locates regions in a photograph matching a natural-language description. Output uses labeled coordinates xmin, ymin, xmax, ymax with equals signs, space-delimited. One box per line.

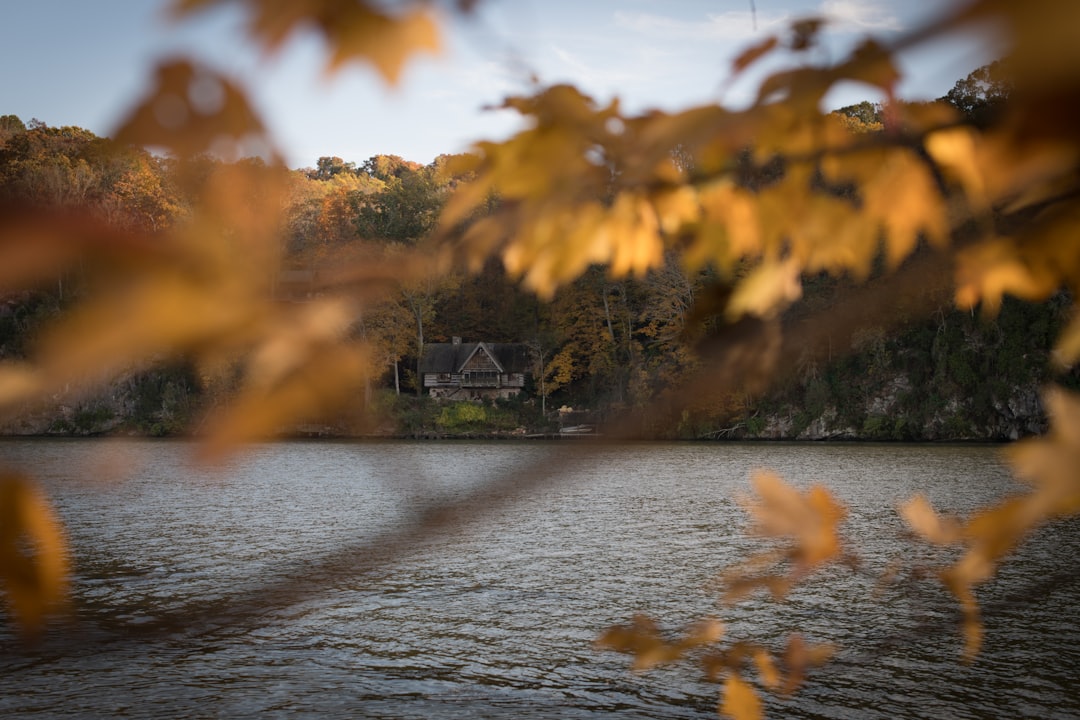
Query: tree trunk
xmin=601 ymin=287 xmax=615 ymax=342
xmin=414 ymin=302 xmax=425 ymax=397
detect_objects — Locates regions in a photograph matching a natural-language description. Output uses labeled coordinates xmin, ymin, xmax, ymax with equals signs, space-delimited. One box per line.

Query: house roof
xmin=419 ymin=342 xmax=532 ymax=374
xmin=460 ymin=342 xmax=505 ymax=373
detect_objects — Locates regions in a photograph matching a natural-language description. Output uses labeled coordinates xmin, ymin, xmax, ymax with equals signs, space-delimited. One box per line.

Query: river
xmin=0 ymin=439 xmax=1077 ymax=718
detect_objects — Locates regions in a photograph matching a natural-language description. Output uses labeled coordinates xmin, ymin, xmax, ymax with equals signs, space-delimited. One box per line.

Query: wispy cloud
xmin=819 ymin=1 xmax=903 ymax=32
xmin=549 ymin=44 xmax=641 ymax=91
xmin=613 ymin=9 xmax=792 ymax=42
xmin=614 ymin=2 xmax=902 ymax=43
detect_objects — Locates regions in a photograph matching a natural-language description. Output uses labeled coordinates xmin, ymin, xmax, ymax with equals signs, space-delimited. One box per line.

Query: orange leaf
xmin=899 ymin=494 xmax=962 ymax=545
xmin=0 ymin=473 xmax=70 ymax=635
xmin=732 ymin=37 xmax=779 ymax=75
xmin=726 ymin=259 xmax=803 ymax=320
xmin=172 ymin=1 xmax=441 ymax=85
xmin=114 ymin=60 xmax=269 ymax=158
xmin=782 ymin=634 xmax=835 ymax=694
xmin=925 ymin=127 xmax=988 ymax=209
xmin=752 ymin=647 xmax=781 ymax=690
xmin=742 ymin=471 xmax=846 ymax=567
xmin=721 ymin=673 xmax=763 ymax=720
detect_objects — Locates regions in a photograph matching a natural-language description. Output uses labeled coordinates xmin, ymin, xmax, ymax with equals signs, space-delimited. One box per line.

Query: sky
xmin=0 ymin=1 xmax=1002 ymax=169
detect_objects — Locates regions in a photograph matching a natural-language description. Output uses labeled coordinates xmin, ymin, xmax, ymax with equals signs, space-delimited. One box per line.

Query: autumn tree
xmin=353 ymin=156 xmax=443 ymax=243
xmin=831 ymin=100 xmax=884 ymax=133
xmin=0 ymin=114 xmax=25 ymax=145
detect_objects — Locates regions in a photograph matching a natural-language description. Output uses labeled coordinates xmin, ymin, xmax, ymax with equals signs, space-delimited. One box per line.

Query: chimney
xmin=452 ymin=336 xmax=462 ymax=345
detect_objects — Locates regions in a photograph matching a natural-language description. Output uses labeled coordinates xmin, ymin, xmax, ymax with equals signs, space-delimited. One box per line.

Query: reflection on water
xmin=0 ymin=439 xmax=1077 ymax=718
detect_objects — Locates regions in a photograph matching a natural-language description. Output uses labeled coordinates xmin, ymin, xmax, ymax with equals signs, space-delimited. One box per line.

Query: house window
xmin=463 ymin=370 xmax=499 ymax=387
xmin=437 ymin=373 xmax=451 ymax=382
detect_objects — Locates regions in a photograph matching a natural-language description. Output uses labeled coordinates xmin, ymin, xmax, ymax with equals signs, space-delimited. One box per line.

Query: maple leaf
xmin=171 ymin=0 xmax=441 ymax=85
xmin=899 ymin=494 xmax=963 ymax=545
xmin=0 ymin=474 xmax=70 ymax=635
xmin=732 ymin=37 xmax=779 ymax=76
xmin=721 ymin=673 xmax=763 ymax=720
xmin=903 ymin=390 xmax=1080 ymax=661
xmin=752 ymin=647 xmax=781 ymax=690
xmin=953 ymin=238 xmax=1058 ymax=313
xmin=725 ymin=259 xmax=803 ymax=320
xmin=596 ymin=615 xmax=724 ymax=672
xmin=925 ymin=127 xmax=989 ymax=210
xmin=114 ymin=60 xmax=270 ymax=159
xmin=781 ymin=634 xmax=836 ymax=694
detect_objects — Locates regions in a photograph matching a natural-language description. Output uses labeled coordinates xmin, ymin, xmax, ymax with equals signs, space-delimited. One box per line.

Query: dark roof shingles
xmin=419 ymin=342 xmax=532 ymax=374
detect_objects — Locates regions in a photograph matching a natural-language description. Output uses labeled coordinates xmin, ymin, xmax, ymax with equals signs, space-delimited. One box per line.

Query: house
xmin=419 ymin=337 xmax=532 ymax=400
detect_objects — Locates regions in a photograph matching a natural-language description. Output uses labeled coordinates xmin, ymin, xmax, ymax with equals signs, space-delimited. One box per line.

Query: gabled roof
xmin=458 ymin=342 xmax=504 ymax=373
xmin=418 ymin=342 xmax=532 ymax=374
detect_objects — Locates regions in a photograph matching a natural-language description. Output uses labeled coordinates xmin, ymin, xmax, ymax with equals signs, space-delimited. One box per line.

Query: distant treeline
xmin=0 ymin=59 xmax=1070 ymax=439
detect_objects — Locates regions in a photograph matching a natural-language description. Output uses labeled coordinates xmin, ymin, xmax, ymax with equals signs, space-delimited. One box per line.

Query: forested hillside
xmin=0 ymin=60 xmax=1069 ymax=440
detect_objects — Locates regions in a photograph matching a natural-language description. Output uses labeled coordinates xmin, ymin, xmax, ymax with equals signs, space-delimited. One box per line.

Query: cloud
xmin=819 ymin=1 xmax=903 ymax=32
xmin=613 ymin=9 xmax=793 ymax=42
xmin=615 ymin=3 xmax=903 ymax=43
xmin=549 ymin=44 xmax=641 ymax=91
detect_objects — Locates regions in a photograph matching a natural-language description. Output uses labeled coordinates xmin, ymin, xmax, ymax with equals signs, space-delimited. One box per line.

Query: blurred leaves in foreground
xmin=3 ymin=1 xmax=1080 ymax=718
xmin=0 ymin=473 xmax=68 ymax=636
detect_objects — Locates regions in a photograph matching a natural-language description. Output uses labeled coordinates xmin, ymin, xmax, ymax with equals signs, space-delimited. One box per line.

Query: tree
xmin=0 ymin=114 xmax=25 ymax=145
xmin=4 ymin=3 xmax=1080 ymax=720
xmin=354 ymin=158 xmax=444 ymax=243
xmin=941 ymin=59 xmax=1011 ymax=127
xmin=356 ymin=291 xmax=414 ymax=396
xmin=309 ymin=155 xmax=355 ymax=180
xmin=833 ymin=100 xmax=882 ymax=125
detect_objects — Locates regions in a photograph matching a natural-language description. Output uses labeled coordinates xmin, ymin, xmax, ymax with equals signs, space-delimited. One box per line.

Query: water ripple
xmin=0 ymin=440 xmax=1077 ymax=718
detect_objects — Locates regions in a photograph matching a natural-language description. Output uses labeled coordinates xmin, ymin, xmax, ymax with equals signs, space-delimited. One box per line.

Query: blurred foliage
xmin=2 ymin=1 xmax=1080 ymax=718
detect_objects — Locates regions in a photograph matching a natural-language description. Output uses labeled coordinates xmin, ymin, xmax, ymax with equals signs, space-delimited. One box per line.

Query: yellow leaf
xmin=325 ymin=6 xmax=441 ymax=83
xmin=201 ymin=343 xmax=373 ymax=460
xmin=1006 ymin=389 xmax=1080 ymax=516
xmin=609 ymin=194 xmax=664 ymax=279
xmin=596 ymin=614 xmax=724 ymax=672
xmin=899 ymin=494 xmax=962 ymax=545
xmin=741 ymin=472 xmax=846 ymax=568
xmin=0 ymin=213 xmax=86 ymax=293
xmin=929 ymin=389 xmax=1080 ymax=661
xmin=855 ymin=148 xmax=948 ymax=266
xmin=842 ymin=39 xmax=900 ymax=94
xmin=0 ymin=363 xmax=44 ymax=410
xmin=114 ymin=60 xmax=270 ymax=158
xmin=940 ymin=567 xmax=983 ymax=662
xmin=686 ymin=617 xmax=726 ymax=646
xmin=721 ymin=673 xmax=762 ymax=720
xmin=953 ymin=239 xmax=1057 ymax=313
xmin=752 ymin=647 xmax=780 ymax=690
xmin=726 ymin=258 xmax=802 ymax=320
xmin=0 ymin=473 xmax=70 ymax=635
xmin=35 ymin=271 xmax=265 ymax=385
xmin=651 ymin=186 xmax=700 ymax=237
xmin=782 ymin=634 xmax=836 ymax=694
xmin=247 ymin=298 xmax=358 ymax=389
xmin=693 ymin=181 xmax=761 ymax=271
xmin=732 ymin=36 xmax=779 ymax=75
xmin=925 ymin=127 xmax=988 ymax=210
xmin=173 ymin=1 xmax=441 ymax=85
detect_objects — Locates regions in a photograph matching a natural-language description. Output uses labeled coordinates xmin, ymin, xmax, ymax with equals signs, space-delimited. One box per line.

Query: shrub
xmin=436 ymin=402 xmax=488 ymax=431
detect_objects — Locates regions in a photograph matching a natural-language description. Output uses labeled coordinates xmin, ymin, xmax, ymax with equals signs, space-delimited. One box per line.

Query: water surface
xmin=0 ymin=440 xmax=1077 ymax=718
